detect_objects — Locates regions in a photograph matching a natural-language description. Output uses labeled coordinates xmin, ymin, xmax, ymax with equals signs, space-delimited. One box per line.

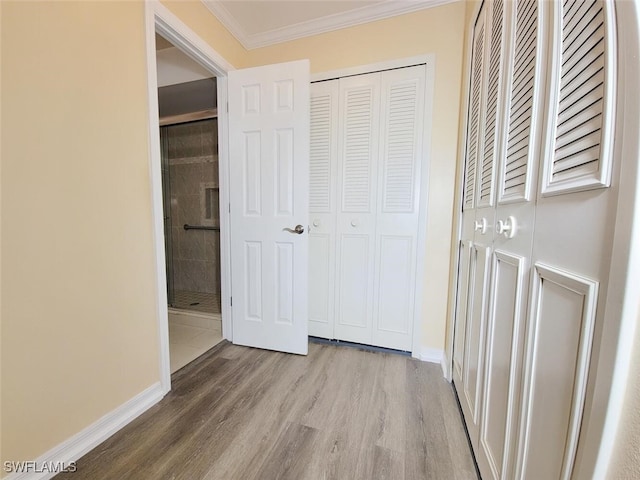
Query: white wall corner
xmin=4 ymin=383 xmax=164 ymax=480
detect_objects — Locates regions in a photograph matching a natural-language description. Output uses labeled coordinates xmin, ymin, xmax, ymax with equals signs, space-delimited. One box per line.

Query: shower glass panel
xmin=160 ymin=118 xmax=221 ymax=314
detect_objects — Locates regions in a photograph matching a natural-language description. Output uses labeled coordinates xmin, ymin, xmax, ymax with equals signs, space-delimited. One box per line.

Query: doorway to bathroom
xmin=156 ymin=32 xmax=223 ymax=373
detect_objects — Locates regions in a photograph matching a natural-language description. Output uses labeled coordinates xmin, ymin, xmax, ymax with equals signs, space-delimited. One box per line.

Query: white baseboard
xmin=440 ymin=351 xmax=451 ymax=380
xmin=4 ymin=383 xmax=164 ymax=480
xmin=416 ymin=347 xmax=444 ymax=364
xmin=168 ymin=308 xmax=221 ymax=331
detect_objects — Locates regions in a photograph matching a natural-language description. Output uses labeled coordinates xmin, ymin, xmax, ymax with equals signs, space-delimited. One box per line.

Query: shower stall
xmin=160 ymin=117 xmax=221 ymax=315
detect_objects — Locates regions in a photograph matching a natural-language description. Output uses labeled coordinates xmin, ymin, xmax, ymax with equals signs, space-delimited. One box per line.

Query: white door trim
xmin=312 ymin=55 xmax=435 ymax=358
xmin=144 ymin=0 xmax=235 ymax=394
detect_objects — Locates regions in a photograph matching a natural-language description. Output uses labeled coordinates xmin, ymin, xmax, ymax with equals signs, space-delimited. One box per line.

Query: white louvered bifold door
xmin=372 ymin=65 xmax=426 ymax=351
xmin=308 ymin=80 xmax=339 ymax=339
xmin=515 ymin=1 xmax=618 ymax=479
xmin=333 ymin=72 xmax=381 ymax=344
xmin=454 ymin=0 xmax=622 ymax=479
xmin=454 ymin=3 xmax=487 ymax=399
xmin=311 ymin=65 xmax=428 ymax=350
xmin=478 ymin=0 xmax=544 ymax=479
xmin=457 ymin=0 xmax=493 ymax=461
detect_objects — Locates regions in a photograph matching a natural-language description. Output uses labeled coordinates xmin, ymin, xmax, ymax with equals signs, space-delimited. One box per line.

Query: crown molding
xmin=202 ymin=0 xmax=459 ymax=50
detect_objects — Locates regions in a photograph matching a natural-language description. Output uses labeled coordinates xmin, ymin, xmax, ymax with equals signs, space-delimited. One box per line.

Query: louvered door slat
xmin=478 ymin=0 xmax=505 ymax=207
xmin=543 ymin=0 xmax=613 ymax=193
xmin=463 ymin=22 xmax=485 ymax=210
xmin=381 ymin=78 xmax=420 ymax=212
xmin=342 ymin=87 xmax=376 ymax=211
xmin=499 ymin=0 xmax=539 ymax=202
xmin=310 ymin=94 xmax=333 ymax=212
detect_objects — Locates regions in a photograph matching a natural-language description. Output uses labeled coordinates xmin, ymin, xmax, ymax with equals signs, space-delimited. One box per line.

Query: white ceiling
xmin=202 ymin=0 xmax=457 ymax=49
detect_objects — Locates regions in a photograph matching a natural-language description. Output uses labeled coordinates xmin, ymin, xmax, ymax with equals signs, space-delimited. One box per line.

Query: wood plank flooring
xmin=56 ymin=341 xmax=477 ymax=480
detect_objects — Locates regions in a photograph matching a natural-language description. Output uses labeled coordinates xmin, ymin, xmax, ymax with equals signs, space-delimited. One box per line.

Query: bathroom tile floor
xmin=169 ymin=321 xmax=223 ymax=373
xmin=171 ymin=290 xmax=221 ymax=314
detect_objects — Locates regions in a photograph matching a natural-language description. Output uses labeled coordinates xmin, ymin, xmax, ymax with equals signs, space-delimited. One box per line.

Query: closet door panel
xmin=336 ymin=234 xmax=373 ymax=337
xmin=309 ymin=80 xmax=339 ymax=338
xmin=455 ymin=4 xmax=488 ymax=393
xmin=462 ymin=243 xmax=491 ymax=429
xmin=453 ymin=240 xmax=473 ymax=380
xmin=474 ymin=0 xmax=544 ymax=478
xmin=334 ymin=73 xmax=381 ymax=344
xmin=372 ymin=65 xmax=426 ymax=351
xmin=479 ymin=250 xmax=527 ymax=480
xmin=517 ymin=265 xmax=598 ymax=480
xmin=372 ymin=235 xmax=415 ymax=350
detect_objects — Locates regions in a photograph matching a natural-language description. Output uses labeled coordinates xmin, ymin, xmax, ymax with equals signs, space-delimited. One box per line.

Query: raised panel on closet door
xmin=309 ymin=79 xmax=339 ymax=339
xmin=519 ymin=1 xmax=619 ymax=478
xmin=461 ymin=243 xmax=492 ymax=441
xmin=453 ymin=239 xmax=474 ymax=384
xmin=334 ymin=72 xmax=381 ymax=344
xmin=475 ymin=1 xmax=545 ymax=478
xmin=516 ymin=265 xmax=598 ymax=480
xmin=372 ymin=65 xmax=426 ymax=351
xmin=478 ymin=250 xmax=527 ymax=480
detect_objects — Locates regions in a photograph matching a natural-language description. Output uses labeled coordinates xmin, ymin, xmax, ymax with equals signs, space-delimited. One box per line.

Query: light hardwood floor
xmin=56 ymin=341 xmax=478 ymax=480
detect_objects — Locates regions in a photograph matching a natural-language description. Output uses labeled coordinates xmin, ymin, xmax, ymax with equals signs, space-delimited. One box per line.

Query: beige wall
xmin=247 ymin=2 xmax=467 ymax=351
xmin=0 ymin=0 xmax=237 ymax=466
xmin=1 ymin=0 xmax=158 ymax=463
xmin=0 ymin=0 xmax=466 ymax=468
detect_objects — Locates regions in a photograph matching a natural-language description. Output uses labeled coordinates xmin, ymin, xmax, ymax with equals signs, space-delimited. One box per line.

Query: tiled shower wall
xmin=167 ymin=119 xmax=220 ymax=295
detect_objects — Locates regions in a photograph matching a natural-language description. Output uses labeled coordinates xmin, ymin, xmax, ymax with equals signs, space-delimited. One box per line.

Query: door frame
xmin=311 ymin=55 xmax=435 ymax=358
xmin=447 ymin=1 xmax=640 ymax=477
xmin=144 ymin=1 xmax=234 ymax=393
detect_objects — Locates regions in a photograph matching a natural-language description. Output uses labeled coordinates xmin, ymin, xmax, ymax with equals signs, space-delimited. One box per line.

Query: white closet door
xmin=308 ymin=80 xmax=339 ymax=339
xmin=372 ymin=65 xmax=426 ymax=351
xmin=456 ymin=1 xmax=489 ymax=453
xmin=454 ymin=3 xmax=488 ymax=389
xmin=333 ymin=72 xmax=381 ymax=345
xmin=478 ymin=0 xmax=544 ymax=478
xmin=516 ymin=1 xmax=617 ymax=478
xmin=312 ymin=66 xmax=428 ymax=350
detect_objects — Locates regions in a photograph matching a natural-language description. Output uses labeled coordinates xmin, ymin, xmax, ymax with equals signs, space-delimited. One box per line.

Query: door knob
xmin=351 ymin=219 xmax=359 ymax=227
xmin=496 ymin=216 xmax=517 ymax=239
xmin=313 ymin=219 xmax=320 ymax=227
xmin=474 ymin=218 xmax=488 ymax=234
xmin=283 ymin=224 xmax=304 ymax=234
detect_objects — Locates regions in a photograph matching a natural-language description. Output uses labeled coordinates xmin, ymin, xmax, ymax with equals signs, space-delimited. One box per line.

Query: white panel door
xmin=308 ymin=79 xmax=339 ymax=339
xmin=228 ymin=60 xmax=310 ymax=355
xmin=333 ymin=72 xmax=381 ymax=345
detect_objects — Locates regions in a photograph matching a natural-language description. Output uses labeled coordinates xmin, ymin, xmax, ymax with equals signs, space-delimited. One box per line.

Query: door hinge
xmin=229 ymin=203 xmax=231 ymax=213
xmin=226 ymin=101 xmax=229 ymax=113
xmin=230 ymin=296 xmax=233 ymax=307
